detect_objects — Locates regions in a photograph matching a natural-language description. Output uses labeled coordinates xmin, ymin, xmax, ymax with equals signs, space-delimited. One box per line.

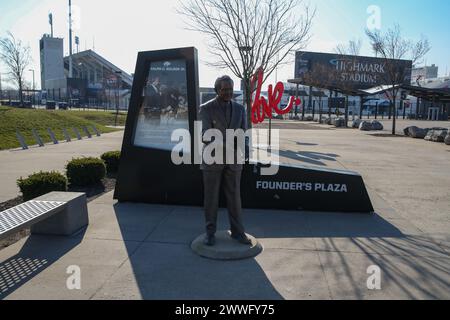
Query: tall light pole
xmin=275 ymin=53 xmax=279 ymax=83
xmin=238 ymin=45 xmax=255 ymax=158
xmin=29 ymin=69 xmax=35 ymax=107
xmin=115 ymin=71 xmax=122 ymax=126
xmin=75 ymin=36 xmax=80 ymax=53
xmin=49 ymin=13 xmax=53 ymax=37
xmin=68 ymin=0 xmax=73 ymax=78
xmin=77 ymin=62 xmax=83 ymax=78
xmin=270 ymin=52 xmax=281 ymax=150
xmin=238 ymin=45 xmax=253 ymax=125
xmin=29 ymin=69 xmax=35 ymax=91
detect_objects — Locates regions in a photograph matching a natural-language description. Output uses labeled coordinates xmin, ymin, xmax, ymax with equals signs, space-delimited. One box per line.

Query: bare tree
xmin=177 ymin=0 xmax=315 ymax=126
xmin=333 ymin=39 xmax=367 ymax=120
xmin=0 ymin=31 xmax=32 ymax=107
xmin=366 ymin=25 xmax=430 ymax=135
xmin=334 ymin=39 xmax=362 ymax=56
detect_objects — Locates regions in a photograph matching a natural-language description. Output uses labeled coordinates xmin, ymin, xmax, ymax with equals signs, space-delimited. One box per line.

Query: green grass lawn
xmin=67 ymin=110 xmax=128 ymax=127
xmin=0 ymin=106 xmax=127 ymax=150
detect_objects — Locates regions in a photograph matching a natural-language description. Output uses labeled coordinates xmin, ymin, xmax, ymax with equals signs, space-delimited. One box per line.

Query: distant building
xmin=40 ymin=35 xmax=64 ymax=90
xmin=199 ymin=87 xmax=244 ymax=105
xmin=411 ymin=64 xmax=439 ymax=83
xmin=417 ymin=76 xmax=450 ymax=90
xmin=62 ymin=50 xmax=133 ymax=108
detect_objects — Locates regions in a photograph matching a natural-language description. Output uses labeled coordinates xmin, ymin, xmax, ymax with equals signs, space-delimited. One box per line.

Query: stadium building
xmin=40 ymin=34 xmax=132 ymax=109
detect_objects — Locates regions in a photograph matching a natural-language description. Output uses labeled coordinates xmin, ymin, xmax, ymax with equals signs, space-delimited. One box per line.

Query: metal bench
xmin=0 ymin=192 xmax=89 ymax=240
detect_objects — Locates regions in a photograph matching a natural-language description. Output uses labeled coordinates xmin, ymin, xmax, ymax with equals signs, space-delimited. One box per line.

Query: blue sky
xmin=0 ymin=0 xmax=449 ymax=88
xmin=311 ymin=0 xmax=450 ymax=69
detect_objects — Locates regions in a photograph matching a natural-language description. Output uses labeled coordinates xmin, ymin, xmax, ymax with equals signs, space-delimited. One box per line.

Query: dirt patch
xmin=256 ymin=122 xmax=332 ymax=130
xmin=0 ymin=175 xmax=117 ymax=250
xmin=67 ymin=175 xmax=117 ymax=203
xmin=368 ymin=133 xmax=409 ymax=138
xmin=0 ymin=196 xmax=24 ymax=212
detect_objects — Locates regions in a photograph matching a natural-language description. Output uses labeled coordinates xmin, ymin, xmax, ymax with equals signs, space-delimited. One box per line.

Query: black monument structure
xmin=114 ymin=47 xmax=374 ymax=213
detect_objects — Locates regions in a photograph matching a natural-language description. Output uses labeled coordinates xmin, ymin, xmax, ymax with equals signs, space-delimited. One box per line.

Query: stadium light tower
xmin=75 ymin=36 xmax=80 ymax=53
xmin=49 ymin=13 xmax=53 ymax=37
xmin=68 ymin=0 xmax=73 ymax=78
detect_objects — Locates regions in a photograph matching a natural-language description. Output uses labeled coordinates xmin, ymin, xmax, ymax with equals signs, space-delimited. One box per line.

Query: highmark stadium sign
xmin=331 ymin=59 xmax=386 ymax=83
xmin=295 ymin=51 xmax=413 ymax=90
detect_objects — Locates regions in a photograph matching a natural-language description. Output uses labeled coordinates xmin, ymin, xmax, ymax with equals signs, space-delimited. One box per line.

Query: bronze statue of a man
xmin=199 ymin=75 xmax=251 ymax=246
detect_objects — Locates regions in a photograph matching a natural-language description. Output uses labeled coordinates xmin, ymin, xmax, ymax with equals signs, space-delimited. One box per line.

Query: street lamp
xmin=271 ymin=53 xmax=282 ymax=151
xmin=0 ymin=72 xmax=3 ymax=100
xmin=238 ymin=45 xmax=255 ymax=158
xmin=78 ymin=62 xmax=84 ymax=77
xmin=238 ymin=45 xmax=253 ymax=119
xmin=78 ymin=62 xmax=86 ymax=108
xmin=238 ymin=46 xmax=252 ymax=88
xmin=29 ymin=69 xmax=35 ymax=107
xmin=114 ymin=70 xmax=122 ymax=127
xmin=29 ymin=69 xmax=35 ymax=91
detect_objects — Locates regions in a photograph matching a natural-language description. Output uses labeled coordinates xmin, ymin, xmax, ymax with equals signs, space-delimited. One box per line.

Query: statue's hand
xmin=245 ymin=144 xmax=250 ymax=162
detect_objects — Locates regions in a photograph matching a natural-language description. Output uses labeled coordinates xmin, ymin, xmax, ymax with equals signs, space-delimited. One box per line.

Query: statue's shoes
xmin=203 ymin=234 xmax=216 ymax=246
xmin=230 ymin=233 xmax=252 ymax=245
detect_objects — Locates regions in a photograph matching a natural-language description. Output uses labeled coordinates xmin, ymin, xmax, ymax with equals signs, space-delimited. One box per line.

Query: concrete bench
xmin=0 ymin=192 xmax=89 ymax=240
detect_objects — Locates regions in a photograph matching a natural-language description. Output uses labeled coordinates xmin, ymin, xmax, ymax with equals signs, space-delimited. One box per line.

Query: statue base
xmin=191 ymin=231 xmax=263 ymax=261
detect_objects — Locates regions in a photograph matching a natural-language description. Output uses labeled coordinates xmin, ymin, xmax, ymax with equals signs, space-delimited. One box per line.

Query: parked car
xmin=46 ymin=101 xmax=56 ymax=109
xmin=58 ymin=102 xmax=69 ymax=110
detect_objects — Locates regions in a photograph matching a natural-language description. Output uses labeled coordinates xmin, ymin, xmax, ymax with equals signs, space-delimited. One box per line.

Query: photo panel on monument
xmin=133 ymin=59 xmax=190 ymax=151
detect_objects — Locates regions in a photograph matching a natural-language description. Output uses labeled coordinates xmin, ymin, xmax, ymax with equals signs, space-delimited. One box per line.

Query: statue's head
xmin=214 ymin=75 xmax=234 ymax=102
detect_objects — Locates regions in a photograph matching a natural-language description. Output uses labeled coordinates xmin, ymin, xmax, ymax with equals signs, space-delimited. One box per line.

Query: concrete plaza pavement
xmin=0 ymin=121 xmax=449 ymax=299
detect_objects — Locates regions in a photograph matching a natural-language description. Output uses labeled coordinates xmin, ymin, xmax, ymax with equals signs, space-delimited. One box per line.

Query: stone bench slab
xmin=30 ymin=192 xmax=89 ymax=236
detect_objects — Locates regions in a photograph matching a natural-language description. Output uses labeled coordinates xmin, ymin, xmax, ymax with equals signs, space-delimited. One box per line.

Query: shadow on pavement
xmin=245 ymin=210 xmax=403 ymax=239
xmin=296 ymin=142 xmax=319 ymax=146
xmin=0 ymin=231 xmax=85 ymax=299
xmin=113 ymin=203 xmax=284 ymax=300
xmin=113 ymin=200 xmax=449 ymax=300
xmin=279 ymin=150 xmax=339 ymax=166
xmin=245 ymin=209 xmax=449 ymax=299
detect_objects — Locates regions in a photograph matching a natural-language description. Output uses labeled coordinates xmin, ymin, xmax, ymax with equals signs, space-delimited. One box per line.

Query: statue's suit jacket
xmin=199 ymin=97 xmax=248 ymax=172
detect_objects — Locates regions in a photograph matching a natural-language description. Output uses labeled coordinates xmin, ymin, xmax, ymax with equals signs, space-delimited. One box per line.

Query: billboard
xmin=295 ymin=51 xmax=412 ymax=91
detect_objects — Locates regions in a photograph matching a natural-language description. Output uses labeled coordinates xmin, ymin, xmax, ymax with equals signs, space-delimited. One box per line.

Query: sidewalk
xmin=0 ymin=131 xmax=124 ymax=202
xmin=0 ymin=124 xmax=449 ymax=299
xmin=0 ymin=189 xmax=448 ymax=300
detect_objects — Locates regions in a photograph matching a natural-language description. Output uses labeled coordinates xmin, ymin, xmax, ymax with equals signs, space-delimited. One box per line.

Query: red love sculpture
xmin=250 ymin=68 xmax=301 ymax=124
